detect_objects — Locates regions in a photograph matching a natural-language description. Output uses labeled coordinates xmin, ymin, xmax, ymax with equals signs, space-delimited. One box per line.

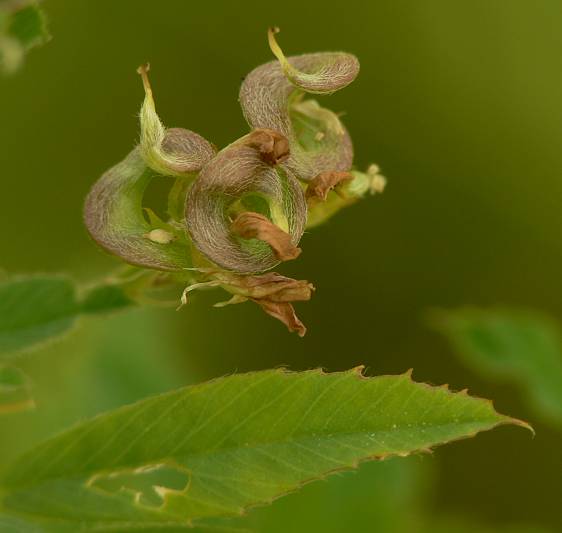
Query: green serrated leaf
xmin=0 ymin=368 xmax=527 ymax=529
xmin=0 ymin=2 xmax=50 ymax=74
xmin=0 ymin=366 xmax=34 ymax=415
xmin=0 ymin=277 xmax=79 ymax=358
xmin=431 ymin=308 xmax=562 ymax=425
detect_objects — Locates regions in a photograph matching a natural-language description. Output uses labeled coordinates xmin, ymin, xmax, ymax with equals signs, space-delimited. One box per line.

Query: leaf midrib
xmin=5 ymin=416 xmax=502 ymax=490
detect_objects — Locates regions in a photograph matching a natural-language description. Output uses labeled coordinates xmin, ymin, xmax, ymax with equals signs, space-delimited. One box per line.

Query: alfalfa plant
xmin=0 ymin=27 xmax=531 ymax=532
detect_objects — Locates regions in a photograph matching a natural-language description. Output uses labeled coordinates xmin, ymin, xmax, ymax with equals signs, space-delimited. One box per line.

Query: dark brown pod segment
xmin=186 ymin=131 xmax=307 ymax=273
xmin=239 ymin=28 xmax=359 ymax=181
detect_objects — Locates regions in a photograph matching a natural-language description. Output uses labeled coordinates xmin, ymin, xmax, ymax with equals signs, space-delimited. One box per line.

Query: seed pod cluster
xmin=84 ymin=29 xmax=385 ymax=335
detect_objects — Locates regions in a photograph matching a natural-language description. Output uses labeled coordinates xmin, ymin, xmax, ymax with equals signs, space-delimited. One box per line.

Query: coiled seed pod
xmin=84 ymin=66 xmax=215 ymax=271
xmin=82 ymin=31 xmax=380 ymax=337
xmin=239 ymin=28 xmax=359 ymax=182
xmin=137 ymin=64 xmax=216 ymax=177
xmin=186 ymin=129 xmax=307 ymax=273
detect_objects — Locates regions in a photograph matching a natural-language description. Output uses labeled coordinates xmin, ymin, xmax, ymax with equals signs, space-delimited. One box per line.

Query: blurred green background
xmin=1 ymin=0 xmax=561 ymax=531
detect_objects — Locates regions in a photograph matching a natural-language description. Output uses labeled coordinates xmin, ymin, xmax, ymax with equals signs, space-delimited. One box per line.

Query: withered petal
xmin=211 ymin=271 xmax=314 ymax=302
xmin=246 ymin=128 xmax=290 ymax=166
xmin=231 ymin=212 xmax=301 ymax=262
xmin=306 ymin=171 xmax=354 ymax=202
xmin=254 ymin=299 xmax=307 ymax=337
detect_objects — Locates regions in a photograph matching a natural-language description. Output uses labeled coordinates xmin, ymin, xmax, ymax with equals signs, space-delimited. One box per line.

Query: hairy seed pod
xmin=84 ymin=148 xmax=192 ymax=270
xmin=239 ymin=28 xmax=359 ymax=181
xmin=84 ymin=66 xmax=216 ymax=271
xmin=186 ymin=131 xmax=307 ymax=273
xmin=137 ymin=64 xmax=216 ymax=177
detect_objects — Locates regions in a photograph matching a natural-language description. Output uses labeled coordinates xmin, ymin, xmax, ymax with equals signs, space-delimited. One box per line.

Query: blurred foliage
xmin=0 ymin=0 xmax=49 ymax=74
xmin=0 ymin=275 xmax=133 ymax=357
xmin=247 ymin=457 xmax=553 ymax=533
xmin=429 ymin=519 xmax=552 ymax=533
xmin=246 ymin=458 xmax=429 ymax=533
xmin=1 ymin=0 xmax=561 ymax=530
xmin=0 ymin=365 xmax=34 ymax=415
xmin=0 ymin=309 xmax=191 ymax=473
xmin=431 ymin=308 xmax=562 ymax=426
xmin=0 ymin=513 xmax=44 ymax=532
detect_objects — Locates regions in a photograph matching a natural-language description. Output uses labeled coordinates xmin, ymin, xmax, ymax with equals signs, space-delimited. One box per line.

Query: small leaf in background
xmin=431 ymin=308 xmax=562 ymax=425
xmin=80 ymin=283 xmax=134 ymax=315
xmin=429 ymin=517 xmax=553 ymax=533
xmin=0 ymin=1 xmax=50 ymax=74
xmin=0 ymin=365 xmax=34 ymax=415
xmin=0 ymin=276 xmax=136 ymax=358
xmin=242 ymin=455 xmax=555 ymax=533
xmin=245 ymin=457 xmax=429 ymax=533
xmin=1 ymin=368 xmax=528 ymax=529
xmin=0 ymin=276 xmax=78 ymax=358
xmin=0 ymin=308 xmax=193 ymax=487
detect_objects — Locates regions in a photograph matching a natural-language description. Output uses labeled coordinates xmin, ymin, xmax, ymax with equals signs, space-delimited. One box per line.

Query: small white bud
xmin=367 ymin=164 xmax=386 ymax=194
xmin=143 ymin=229 xmax=175 ymax=244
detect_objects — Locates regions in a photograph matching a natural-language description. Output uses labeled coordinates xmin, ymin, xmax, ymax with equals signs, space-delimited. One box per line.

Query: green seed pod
xmin=137 ymin=64 xmax=216 ymax=177
xmin=84 ymin=148 xmax=190 ymax=271
xmin=84 ymin=66 xmax=215 ymax=271
xmin=186 ymin=129 xmax=307 ymax=273
xmin=239 ymin=28 xmax=359 ymax=182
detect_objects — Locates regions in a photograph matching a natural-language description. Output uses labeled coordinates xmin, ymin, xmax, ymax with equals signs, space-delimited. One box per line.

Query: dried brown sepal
xmin=254 ymin=300 xmax=307 ymax=337
xmin=215 ymin=271 xmax=312 ymax=336
xmin=212 ymin=271 xmax=314 ymax=302
xmin=231 ymin=212 xmax=301 ymax=262
xmin=181 ymin=270 xmax=313 ymax=336
xmin=306 ymin=171 xmax=354 ymax=203
xmin=246 ymin=128 xmax=290 ymax=166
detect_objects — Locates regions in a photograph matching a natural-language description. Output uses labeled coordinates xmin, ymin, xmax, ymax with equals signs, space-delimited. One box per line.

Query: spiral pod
xmin=137 ymin=64 xmax=217 ymax=177
xmin=84 ymin=66 xmax=216 ymax=271
xmin=186 ymin=130 xmax=307 ymax=273
xmin=239 ymin=28 xmax=359 ymax=182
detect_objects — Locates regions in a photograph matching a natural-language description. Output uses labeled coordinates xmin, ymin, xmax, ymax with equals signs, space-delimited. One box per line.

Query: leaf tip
xmin=506 ymin=416 xmax=535 ymax=436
